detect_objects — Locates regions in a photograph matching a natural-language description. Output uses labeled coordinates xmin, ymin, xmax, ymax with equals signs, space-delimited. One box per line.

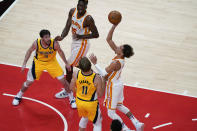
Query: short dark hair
xmin=123 ymin=44 xmax=134 ymax=58
xmin=79 ymin=57 xmax=91 ymax=72
xmin=39 ymin=29 xmax=50 ymax=38
xmin=78 ymin=0 xmax=88 ymax=5
xmin=111 ymin=119 xmax=122 ymax=131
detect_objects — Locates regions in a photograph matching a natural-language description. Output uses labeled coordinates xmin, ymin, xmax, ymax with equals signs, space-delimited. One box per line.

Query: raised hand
xmin=89 ymin=53 xmax=97 ymax=65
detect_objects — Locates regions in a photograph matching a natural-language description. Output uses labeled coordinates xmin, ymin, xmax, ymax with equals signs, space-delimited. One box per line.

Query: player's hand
xmin=66 ymin=64 xmax=71 ymax=72
xmin=72 ymin=33 xmax=80 ymax=40
xmin=21 ymin=64 xmax=26 ymax=73
xmin=55 ymin=36 xmax=63 ymax=41
xmin=89 ymin=53 xmax=97 ymax=65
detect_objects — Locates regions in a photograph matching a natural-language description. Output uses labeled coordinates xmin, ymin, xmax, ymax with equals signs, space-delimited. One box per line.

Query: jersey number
xmin=82 ymin=86 xmax=88 ymax=95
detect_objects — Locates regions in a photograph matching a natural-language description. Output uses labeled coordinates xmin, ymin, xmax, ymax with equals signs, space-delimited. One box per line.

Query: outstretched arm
xmin=106 ymin=25 xmax=118 ymax=52
xmin=94 ymin=74 xmax=106 ymax=98
xmin=75 ymin=15 xmax=99 ymax=39
xmin=54 ymin=41 xmax=71 ymax=71
xmin=55 ymin=8 xmax=75 ymax=41
xmin=89 ymin=54 xmax=121 ymax=77
xmin=21 ymin=40 xmax=37 ymax=72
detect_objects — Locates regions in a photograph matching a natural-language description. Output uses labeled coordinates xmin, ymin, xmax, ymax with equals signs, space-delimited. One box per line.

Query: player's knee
xmin=79 ymin=117 xmax=88 ymax=129
xmin=117 ymin=104 xmax=130 ymax=114
xmin=107 ymin=110 xmax=117 ymax=120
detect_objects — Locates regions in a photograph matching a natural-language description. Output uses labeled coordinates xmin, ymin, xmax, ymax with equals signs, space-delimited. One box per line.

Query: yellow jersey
xmin=35 ymin=38 xmax=56 ymax=62
xmin=76 ymin=70 xmax=97 ymax=101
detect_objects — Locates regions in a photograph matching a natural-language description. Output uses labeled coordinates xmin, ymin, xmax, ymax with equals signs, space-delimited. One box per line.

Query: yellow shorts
xmin=27 ymin=58 xmax=64 ymax=81
xmin=76 ymin=98 xmax=99 ymax=123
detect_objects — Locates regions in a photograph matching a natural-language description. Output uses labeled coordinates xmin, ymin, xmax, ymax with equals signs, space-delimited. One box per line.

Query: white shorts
xmin=68 ymin=39 xmax=90 ymax=67
xmin=104 ymin=82 xmax=124 ymax=110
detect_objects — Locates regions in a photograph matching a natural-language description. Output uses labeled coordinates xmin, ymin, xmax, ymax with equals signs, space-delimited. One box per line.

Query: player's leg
xmin=12 ymin=60 xmax=42 ymax=106
xmin=47 ymin=59 xmax=76 ymax=108
xmin=55 ymin=42 xmax=89 ymax=98
xmin=58 ymin=77 xmax=76 ymax=108
xmin=79 ymin=117 xmax=88 ymax=131
xmin=93 ymin=108 xmax=102 ymax=131
xmin=116 ymin=86 xmax=144 ymax=131
xmin=105 ymin=83 xmax=131 ymax=130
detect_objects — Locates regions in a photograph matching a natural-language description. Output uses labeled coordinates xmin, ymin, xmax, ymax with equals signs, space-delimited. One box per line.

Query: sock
xmin=129 ymin=115 xmax=139 ymax=127
xmin=16 ymin=90 xmax=24 ymax=98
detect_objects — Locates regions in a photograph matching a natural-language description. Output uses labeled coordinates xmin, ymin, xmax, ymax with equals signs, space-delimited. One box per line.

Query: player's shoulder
xmin=69 ymin=8 xmax=76 ymax=16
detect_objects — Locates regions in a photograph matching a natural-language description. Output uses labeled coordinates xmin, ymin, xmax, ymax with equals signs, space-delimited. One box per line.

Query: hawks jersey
xmin=71 ymin=8 xmax=90 ymax=42
xmin=107 ymin=57 xmax=125 ymax=84
xmin=35 ymin=38 xmax=56 ymax=62
xmin=76 ymin=70 xmax=97 ymax=101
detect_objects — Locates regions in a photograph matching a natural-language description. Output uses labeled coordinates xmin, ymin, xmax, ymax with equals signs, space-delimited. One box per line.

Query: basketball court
xmin=0 ymin=0 xmax=197 ymax=131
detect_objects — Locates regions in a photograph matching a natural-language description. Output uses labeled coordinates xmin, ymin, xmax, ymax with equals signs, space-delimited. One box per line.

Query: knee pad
xmin=117 ymin=104 xmax=130 ymax=114
xmin=79 ymin=117 xmax=88 ymax=129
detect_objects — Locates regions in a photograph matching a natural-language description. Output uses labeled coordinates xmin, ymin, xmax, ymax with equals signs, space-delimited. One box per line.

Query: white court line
xmin=3 ymin=93 xmax=68 ymax=131
xmin=192 ymin=119 xmax=197 ymax=121
xmin=1 ymin=62 xmax=197 ymax=99
xmin=125 ymin=83 xmax=197 ymax=99
xmin=153 ymin=122 xmax=172 ymax=129
xmin=0 ymin=0 xmax=19 ymax=21
xmin=145 ymin=113 xmax=150 ymax=118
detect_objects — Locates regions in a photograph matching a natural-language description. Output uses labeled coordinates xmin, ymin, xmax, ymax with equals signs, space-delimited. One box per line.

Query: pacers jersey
xmin=35 ymin=38 xmax=56 ymax=62
xmin=71 ymin=8 xmax=90 ymax=41
xmin=76 ymin=70 xmax=97 ymax=101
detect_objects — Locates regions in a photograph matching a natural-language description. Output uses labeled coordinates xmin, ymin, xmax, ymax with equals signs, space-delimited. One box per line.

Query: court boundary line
xmin=153 ymin=122 xmax=172 ymax=129
xmin=1 ymin=62 xmax=197 ymax=99
xmin=0 ymin=0 xmax=20 ymax=21
xmin=2 ymin=93 xmax=68 ymax=131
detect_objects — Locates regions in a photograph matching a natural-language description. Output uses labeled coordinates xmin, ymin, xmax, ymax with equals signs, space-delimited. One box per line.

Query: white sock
xmin=68 ymin=92 xmax=74 ymax=101
xmin=129 ymin=115 xmax=139 ymax=127
xmin=16 ymin=90 xmax=24 ymax=98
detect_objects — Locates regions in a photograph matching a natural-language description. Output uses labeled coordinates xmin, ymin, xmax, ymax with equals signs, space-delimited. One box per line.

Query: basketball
xmin=108 ymin=10 xmax=122 ymax=25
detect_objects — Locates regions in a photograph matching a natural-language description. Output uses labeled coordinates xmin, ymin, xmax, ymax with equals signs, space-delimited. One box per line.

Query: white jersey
xmin=71 ymin=8 xmax=90 ymax=44
xmin=104 ymin=57 xmax=125 ymax=110
xmin=107 ymin=57 xmax=125 ymax=85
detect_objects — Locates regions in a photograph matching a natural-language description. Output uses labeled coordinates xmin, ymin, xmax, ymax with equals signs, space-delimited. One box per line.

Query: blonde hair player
xmin=12 ymin=29 xmax=76 ymax=108
xmin=55 ymin=0 xmax=99 ymax=101
xmin=89 ymin=24 xmax=144 ymax=131
xmin=70 ymin=57 xmax=106 ymax=131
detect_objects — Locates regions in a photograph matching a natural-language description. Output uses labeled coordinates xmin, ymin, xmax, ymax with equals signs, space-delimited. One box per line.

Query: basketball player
xmin=89 ymin=25 xmax=144 ymax=131
xmin=70 ymin=57 xmax=105 ymax=131
xmin=12 ymin=29 xmax=76 ymax=108
xmin=55 ymin=0 xmax=99 ymax=98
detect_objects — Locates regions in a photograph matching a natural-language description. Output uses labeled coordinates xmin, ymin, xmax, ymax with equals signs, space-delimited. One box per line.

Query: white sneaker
xmin=12 ymin=97 xmax=22 ymax=106
xmin=55 ymin=88 xmax=68 ymax=98
xmin=122 ymin=124 xmax=135 ymax=131
xmin=136 ymin=122 xmax=144 ymax=131
xmin=123 ymin=127 xmax=135 ymax=131
xmin=70 ymin=98 xmax=77 ymax=109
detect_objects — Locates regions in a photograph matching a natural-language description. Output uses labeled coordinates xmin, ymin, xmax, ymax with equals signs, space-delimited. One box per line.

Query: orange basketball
xmin=108 ymin=10 xmax=122 ymax=25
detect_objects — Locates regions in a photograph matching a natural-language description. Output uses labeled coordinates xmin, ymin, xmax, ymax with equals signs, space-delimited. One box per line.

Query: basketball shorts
xmin=68 ymin=39 xmax=90 ymax=67
xmin=27 ymin=58 xmax=64 ymax=81
xmin=104 ymin=82 xmax=124 ymax=110
xmin=76 ymin=98 xmax=99 ymax=123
